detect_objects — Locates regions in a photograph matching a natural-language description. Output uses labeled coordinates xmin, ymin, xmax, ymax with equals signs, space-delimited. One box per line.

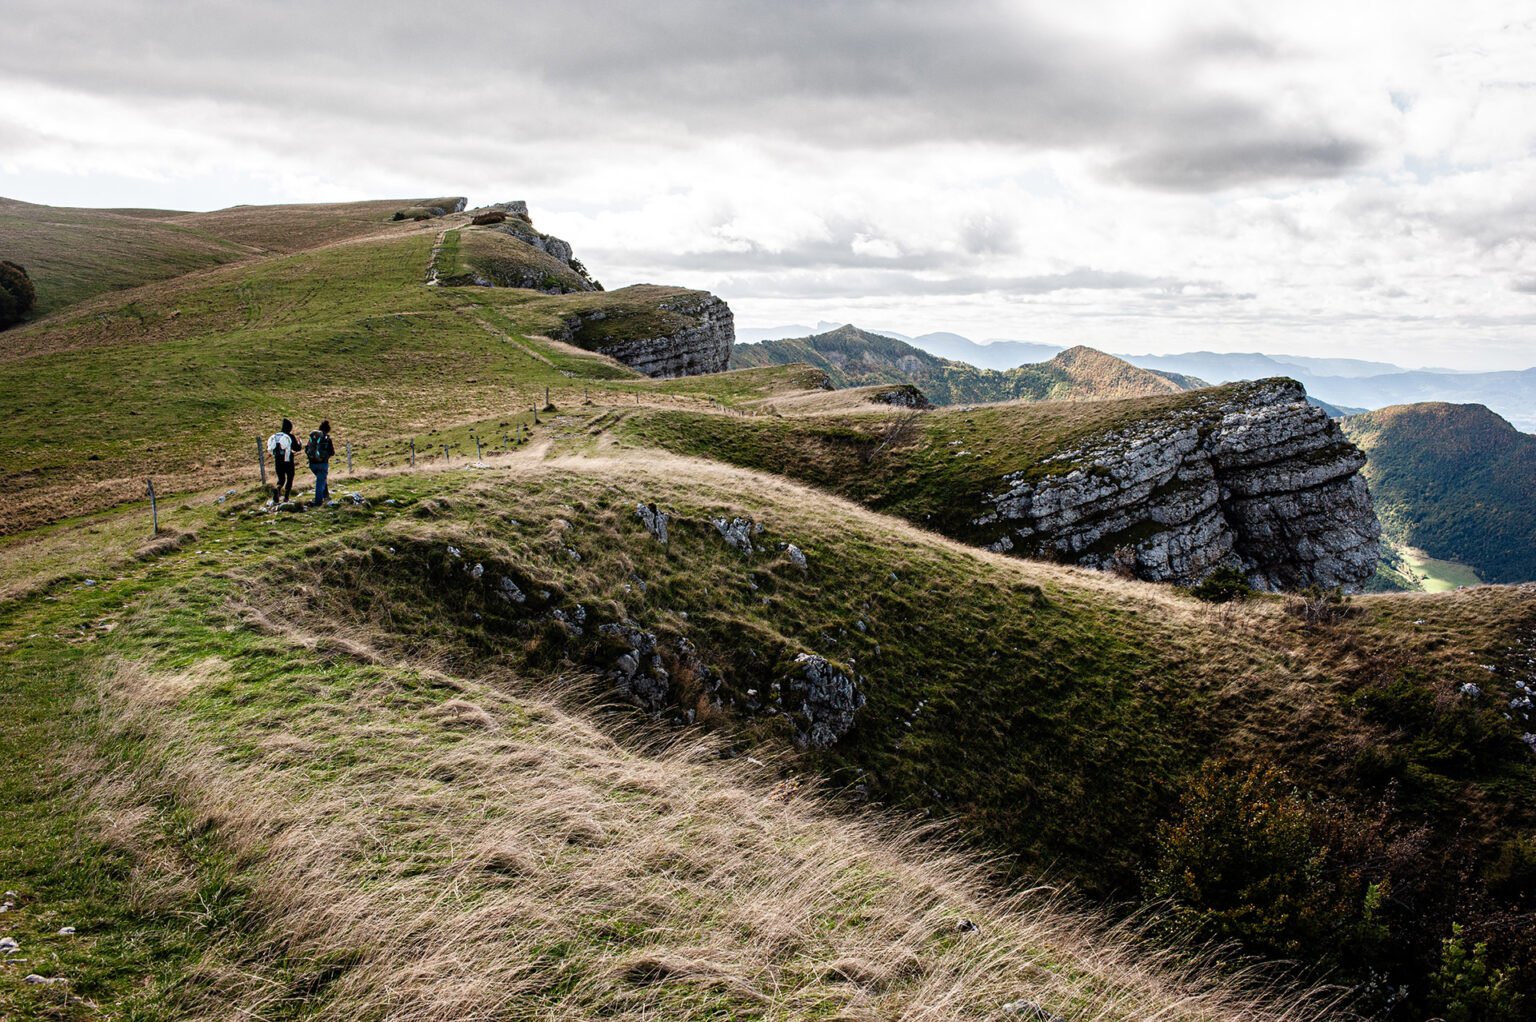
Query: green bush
xmin=1431 ymin=924 xmax=1522 ymax=1022
xmin=0 ymin=260 xmax=35 ymax=329
xmin=1191 ymin=565 xmax=1251 ymax=603
xmin=1147 ymin=762 xmax=1358 ymax=958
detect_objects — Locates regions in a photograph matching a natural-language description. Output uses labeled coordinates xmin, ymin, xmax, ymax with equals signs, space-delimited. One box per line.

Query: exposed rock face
xmin=463 ymin=201 xmax=601 ymax=292
xmin=786 ymin=654 xmax=865 ymax=748
xmin=570 ymin=293 xmax=734 ymax=378
xmin=869 ymin=384 xmax=932 ymax=409
xmin=975 ymin=379 xmax=1380 ymax=591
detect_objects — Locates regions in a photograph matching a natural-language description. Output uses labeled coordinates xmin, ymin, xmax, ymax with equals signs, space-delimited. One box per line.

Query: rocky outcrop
xmin=462 ymin=201 xmax=601 ymax=292
xmin=563 ymin=292 xmax=734 ymax=378
xmin=975 ymin=379 xmax=1380 ymax=591
xmin=785 ymin=654 xmax=865 ymax=748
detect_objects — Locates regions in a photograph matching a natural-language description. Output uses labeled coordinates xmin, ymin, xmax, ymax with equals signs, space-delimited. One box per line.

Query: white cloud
xmin=1 ymin=0 xmax=1533 ymax=369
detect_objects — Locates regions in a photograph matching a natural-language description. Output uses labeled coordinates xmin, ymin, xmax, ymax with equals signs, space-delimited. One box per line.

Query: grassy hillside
xmin=5 ymin=445 xmax=1534 ymax=1017
xmin=731 ymin=325 xmax=1197 ymax=404
xmin=0 ymin=195 xmax=465 ymax=318
xmin=0 ymin=227 xmax=744 ymax=534
xmin=6 ymin=196 xmax=1536 ymax=1020
xmin=0 ymin=456 xmax=1362 ymax=1022
xmin=1343 ymin=403 xmax=1536 ymax=584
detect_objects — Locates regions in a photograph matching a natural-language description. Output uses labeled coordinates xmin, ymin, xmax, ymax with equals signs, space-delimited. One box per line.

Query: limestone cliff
xmin=557 ymin=290 xmax=734 ymax=378
xmin=975 ymin=379 xmax=1380 ymax=590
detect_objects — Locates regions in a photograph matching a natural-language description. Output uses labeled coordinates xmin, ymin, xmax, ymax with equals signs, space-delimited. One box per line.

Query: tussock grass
xmin=86 ymin=632 xmax=1343 ymax=1022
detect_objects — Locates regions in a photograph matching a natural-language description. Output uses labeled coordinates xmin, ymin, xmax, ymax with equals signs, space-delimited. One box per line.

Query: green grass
xmin=0 ymin=467 xmax=1343 ymax=1021
xmin=1398 ymin=544 xmax=1484 ymax=592
xmin=0 ymin=235 xmax=773 ymax=533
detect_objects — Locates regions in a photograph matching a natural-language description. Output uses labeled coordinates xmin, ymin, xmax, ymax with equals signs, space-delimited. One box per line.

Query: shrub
xmin=1147 ymin=761 xmax=1358 ymax=958
xmin=471 ymin=211 xmax=507 ymax=225
xmin=1286 ymin=584 xmax=1351 ymax=625
xmin=1191 ymin=565 xmax=1251 ymax=603
xmin=1431 ymin=924 xmax=1522 ymax=1022
xmin=0 ymin=260 xmax=36 ymax=329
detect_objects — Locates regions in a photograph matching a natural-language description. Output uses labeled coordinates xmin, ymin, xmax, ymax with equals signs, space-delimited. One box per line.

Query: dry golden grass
xmin=93 ymin=637 xmax=1348 ymax=1022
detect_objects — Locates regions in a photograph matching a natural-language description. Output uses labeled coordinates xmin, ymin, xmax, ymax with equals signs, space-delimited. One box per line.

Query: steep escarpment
xmin=622 ymin=378 xmax=1379 ymax=591
xmin=551 ymin=286 xmax=734 ymax=377
xmin=979 ymin=379 xmax=1379 ymax=589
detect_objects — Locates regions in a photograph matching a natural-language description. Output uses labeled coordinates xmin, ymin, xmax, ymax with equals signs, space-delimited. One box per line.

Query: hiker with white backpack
xmin=266 ymin=418 xmax=300 ymax=504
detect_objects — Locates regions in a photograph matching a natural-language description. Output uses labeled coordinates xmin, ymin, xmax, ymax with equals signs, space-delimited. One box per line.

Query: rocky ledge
xmin=975 ymin=379 xmax=1380 ymax=591
xmin=559 ymin=292 xmax=734 ymax=378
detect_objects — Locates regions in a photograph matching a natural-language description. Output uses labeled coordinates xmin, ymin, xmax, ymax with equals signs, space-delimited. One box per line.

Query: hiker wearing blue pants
xmin=305 ymin=420 xmax=336 ymax=506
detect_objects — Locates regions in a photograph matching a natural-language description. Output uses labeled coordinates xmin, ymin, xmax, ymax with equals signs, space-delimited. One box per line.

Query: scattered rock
xmin=469 ymin=563 xmax=485 ymax=580
xmin=496 ymin=576 xmax=526 ymax=603
xmin=24 ymin=974 xmax=65 ymax=985
xmin=56 ymin=926 xmax=75 ymax=936
xmin=713 ymin=517 xmax=756 ymax=555
xmin=956 ymin=918 xmax=980 ymax=934
xmin=1002 ymin=1000 xmax=1064 ymax=1021
xmin=599 ymin=623 xmax=670 ymax=711
xmin=635 ymin=503 xmax=669 ymax=544
xmin=785 ymin=543 xmax=808 ymax=571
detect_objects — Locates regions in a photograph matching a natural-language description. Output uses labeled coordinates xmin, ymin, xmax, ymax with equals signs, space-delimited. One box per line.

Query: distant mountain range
xmin=736 ymin=326 xmax=1535 ymax=431
xmin=730 ymin=325 xmax=1197 ymax=404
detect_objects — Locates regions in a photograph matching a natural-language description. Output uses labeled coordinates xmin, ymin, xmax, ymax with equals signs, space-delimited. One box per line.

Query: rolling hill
xmin=1343 ymin=403 xmax=1536 ymax=585
xmin=731 ymin=324 xmax=1200 ymax=404
xmin=3 ymin=194 xmax=1536 ymax=1021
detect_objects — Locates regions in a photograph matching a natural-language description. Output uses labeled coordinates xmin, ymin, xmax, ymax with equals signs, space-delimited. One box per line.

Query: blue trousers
xmin=310 ymin=461 xmax=329 ymax=504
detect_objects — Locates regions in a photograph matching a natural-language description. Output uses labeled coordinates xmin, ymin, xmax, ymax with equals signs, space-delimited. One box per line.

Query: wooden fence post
xmin=410 ymin=439 xmax=416 ymax=467
xmin=346 ymin=442 xmax=353 ymax=473
xmin=443 ymin=444 xmax=450 ymax=463
xmin=146 ymin=479 xmax=159 ymax=535
xmin=257 ymin=437 xmax=268 ymax=487
xmin=475 ymin=435 xmax=482 ymax=461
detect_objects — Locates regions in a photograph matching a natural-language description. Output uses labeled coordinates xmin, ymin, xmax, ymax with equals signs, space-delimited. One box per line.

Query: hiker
xmin=305 ymin=420 xmax=336 ymax=506
xmin=266 ymin=418 xmax=299 ymax=503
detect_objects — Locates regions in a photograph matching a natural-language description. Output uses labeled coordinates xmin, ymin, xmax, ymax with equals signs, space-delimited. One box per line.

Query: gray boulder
xmin=785 ymin=653 xmax=865 ymax=748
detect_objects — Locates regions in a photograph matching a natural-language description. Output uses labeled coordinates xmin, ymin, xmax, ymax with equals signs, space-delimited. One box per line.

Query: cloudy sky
xmin=4 ymin=1 xmax=1534 ymax=369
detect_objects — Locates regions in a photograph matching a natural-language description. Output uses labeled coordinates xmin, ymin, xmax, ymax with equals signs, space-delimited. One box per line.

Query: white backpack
xmin=268 ymin=432 xmax=292 ymax=462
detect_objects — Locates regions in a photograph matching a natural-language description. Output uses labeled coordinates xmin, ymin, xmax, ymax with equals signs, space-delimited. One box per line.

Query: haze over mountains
xmin=741 ymin=324 xmax=1536 ymax=432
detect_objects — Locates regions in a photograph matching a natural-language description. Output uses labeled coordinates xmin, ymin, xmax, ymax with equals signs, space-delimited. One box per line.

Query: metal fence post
xmin=146 ymin=479 xmax=159 ymax=535
xmin=257 ymin=436 xmax=268 ymax=487
xmin=443 ymin=444 xmax=450 ymax=463
xmin=410 ymin=439 xmax=416 ymax=467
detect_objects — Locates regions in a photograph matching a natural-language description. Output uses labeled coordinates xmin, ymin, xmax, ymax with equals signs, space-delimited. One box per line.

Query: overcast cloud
xmin=2 ymin=0 xmax=1533 ymax=369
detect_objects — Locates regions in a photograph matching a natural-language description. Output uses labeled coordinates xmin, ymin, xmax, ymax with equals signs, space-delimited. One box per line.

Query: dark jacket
xmin=306 ymin=431 xmax=335 ymax=464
